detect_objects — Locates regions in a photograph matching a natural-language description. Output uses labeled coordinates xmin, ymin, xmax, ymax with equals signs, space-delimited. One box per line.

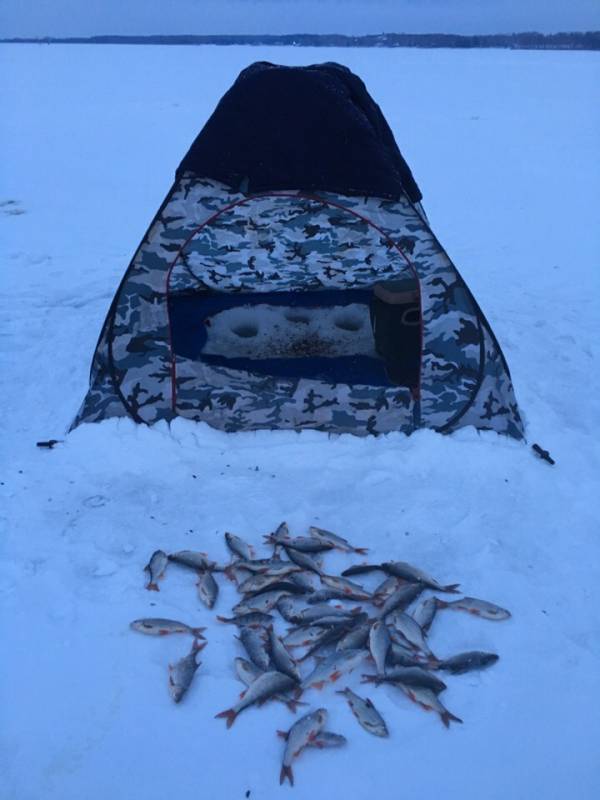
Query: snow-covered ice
xmin=1 ymin=44 xmax=599 ymax=799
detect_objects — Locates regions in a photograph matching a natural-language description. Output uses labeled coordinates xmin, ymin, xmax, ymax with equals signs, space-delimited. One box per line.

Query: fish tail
xmin=216 ymin=615 xmax=233 ymax=624
xmin=146 ymin=582 xmax=159 ymax=592
xmin=279 ymin=765 xmax=294 ymax=786
xmin=442 ymin=584 xmax=461 ymax=594
xmin=434 ymin=599 xmax=449 ymax=609
xmin=215 ymin=709 xmax=237 ymax=728
xmin=360 ymin=674 xmax=378 ymax=684
xmin=191 ymin=627 xmax=207 ymax=638
xmin=276 ymin=730 xmax=289 ymax=740
xmin=353 ymin=547 xmax=369 ymax=555
xmin=192 ymin=639 xmax=207 ymax=654
xmin=441 ymin=710 xmax=463 ymax=728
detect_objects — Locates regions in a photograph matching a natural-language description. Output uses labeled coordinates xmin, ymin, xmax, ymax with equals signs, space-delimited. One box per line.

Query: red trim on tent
xmin=165 ymin=192 xmax=423 ymax=416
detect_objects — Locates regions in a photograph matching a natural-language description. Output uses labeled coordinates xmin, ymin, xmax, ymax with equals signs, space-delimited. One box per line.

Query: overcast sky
xmin=1 ymin=0 xmax=599 ymax=38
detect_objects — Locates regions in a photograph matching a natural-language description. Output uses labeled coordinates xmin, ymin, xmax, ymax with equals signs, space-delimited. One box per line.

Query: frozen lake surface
xmin=1 ymin=44 xmax=599 ymax=799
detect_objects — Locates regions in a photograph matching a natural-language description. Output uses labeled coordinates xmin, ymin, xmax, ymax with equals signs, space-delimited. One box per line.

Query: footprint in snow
xmin=1 ymin=200 xmax=26 ymax=216
xmin=83 ymin=494 xmax=109 ymax=508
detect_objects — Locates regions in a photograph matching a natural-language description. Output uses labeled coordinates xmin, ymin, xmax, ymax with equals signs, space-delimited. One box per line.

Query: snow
xmin=1 ymin=44 xmax=600 ymax=799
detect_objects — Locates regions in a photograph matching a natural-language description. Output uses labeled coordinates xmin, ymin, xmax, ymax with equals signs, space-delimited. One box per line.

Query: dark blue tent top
xmin=176 ymin=61 xmax=423 ymax=203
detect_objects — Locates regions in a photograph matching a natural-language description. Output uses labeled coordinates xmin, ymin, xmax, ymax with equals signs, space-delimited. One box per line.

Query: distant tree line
xmin=3 ymin=32 xmax=599 ymax=50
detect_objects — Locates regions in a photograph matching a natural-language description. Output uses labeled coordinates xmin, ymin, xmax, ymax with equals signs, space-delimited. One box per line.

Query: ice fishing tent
xmin=74 ymin=62 xmax=523 ymax=439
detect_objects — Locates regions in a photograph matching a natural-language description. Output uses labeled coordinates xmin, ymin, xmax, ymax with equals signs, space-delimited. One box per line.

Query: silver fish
xmin=336 ymin=687 xmax=389 ymax=737
xmin=398 ymin=684 xmax=462 ymax=727
xmin=288 ymin=604 xmax=363 ymax=626
xmin=196 ymin=570 xmax=218 ymax=609
xmin=378 ymin=583 xmax=424 ymax=616
xmin=381 ymin=561 xmax=459 ymax=593
xmin=168 ymin=639 xmax=206 ymax=703
xmin=130 ymin=618 xmax=206 ymax=638
xmin=227 ymin=559 xmax=300 ymax=577
xmin=233 ymin=589 xmax=293 ymax=616
xmin=368 ymin=620 xmax=391 ymax=675
xmin=215 ymin=670 xmax=296 ymax=728
xmin=436 ymin=596 xmax=511 ymax=620
xmin=234 ymin=658 xmax=304 ymax=712
xmin=278 ymin=598 xmax=353 ymax=625
xmin=301 ymin=648 xmax=367 ymax=690
xmin=336 ymin=622 xmax=371 ymax=652
xmin=320 ymin=574 xmax=372 ymax=601
xmin=267 ymin=534 xmax=334 ymax=554
xmin=388 ymin=641 xmax=429 ymax=668
xmin=363 ymin=666 xmax=446 ymax=694
xmin=269 ymin=626 xmax=301 ymax=682
xmin=308 ymin=731 xmax=347 ymax=748
xmin=144 ymin=550 xmax=168 ymax=591
xmin=436 ymin=651 xmax=499 ymax=675
xmin=239 ymin=625 xmax=271 ymax=671
xmin=297 ymin=624 xmax=353 ymax=662
xmin=386 ymin=611 xmax=434 ymax=656
xmin=216 ymin=612 xmax=274 ymax=627
xmin=341 ymin=563 xmax=383 ymax=577
xmin=284 ymin=546 xmax=324 ymax=575
xmin=279 ymin=708 xmax=328 ymax=786
xmin=225 ymin=532 xmax=255 ymax=561
xmin=290 ymin=571 xmax=318 ymax=592
xmin=308 ymin=527 xmax=368 ymax=555
xmin=168 ymin=550 xmax=218 ymax=572
xmin=306 ymin=589 xmax=350 ymax=604
xmin=284 ymin=625 xmax=329 ymax=648
xmin=372 ymin=576 xmax=406 ymax=607
xmin=411 ymin=597 xmax=439 ymax=632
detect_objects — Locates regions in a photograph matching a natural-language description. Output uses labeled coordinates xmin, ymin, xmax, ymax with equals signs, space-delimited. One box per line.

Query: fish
xmin=306 ymin=589 xmax=353 ymax=604
xmin=278 ymin=708 xmax=328 ymax=786
xmin=168 ymin=639 xmax=206 ymax=703
xmin=168 ymin=550 xmax=218 ymax=572
xmin=380 ymin=561 xmax=459 ymax=593
xmin=144 ymin=550 xmax=168 ymax=591
xmin=336 ymin=687 xmax=389 ymax=737
xmin=225 ymin=532 xmax=255 ymax=561
xmin=296 ymin=624 xmax=353 ymax=662
xmin=239 ymin=625 xmax=271 ymax=671
xmin=397 ymin=684 xmax=462 ymax=728
xmin=341 ymin=563 xmax=383 ymax=577
xmin=320 ymin=574 xmax=372 ymax=601
xmin=307 ymin=731 xmax=347 ymax=749
xmin=378 ymin=583 xmax=424 ymax=616
xmin=301 ymin=649 xmax=367 ymax=690
xmin=308 ymin=526 xmax=368 ymax=555
xmin=435 ymin=596 xmax=511 ymax=620
xmin=284 ymin=625 xmax=329 ymax=648
xmin=363 ymin=666 xmax=447 ymax=694
xmin=216 ymin=612 xmax=274 ymax=627
xmin=215 ymin=670 xmax=297 ymax=728
xmin=267 ymin=534 xmax=334 ymax=554
xmin=289 ymin=571 xmax=318 ymax=592
xmin=386 ymin=611 xmax=435 ymax=656
xmin=130 ymin=618 xmax=206 ymax=637
xmin=234 ymin=658 xmax=304 ymax=712
xmin=411 ymin=597 xmax=440 ymax=632
xmin=284 ymin=603 xmax=363 ymax=627
xmin=284 ymin=546 xmax=324 ymax=575
xmin=368 ymin=620 xmax=391 ymax=675
xmin=196 ymin=570 xmax=218 ymax=609
xmin=388 ymin=641 xmax=429 ymax=668
xmin=436 ymin=651 xmax=499 ymax=675
xmin=232 ymin=589 xmax=293 ymax=616
xmin=371 ymin=576 xmax=407 ymax=607
xmin=228 ymin=558 xmax=301 ymax=576
xmin=269 ymin=626 xmax=301 ymax=682
xmin=335 ymin=622 xmax=371 ymax=652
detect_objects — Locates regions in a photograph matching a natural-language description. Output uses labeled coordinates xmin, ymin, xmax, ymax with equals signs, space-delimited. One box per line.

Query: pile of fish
xmin=131 ymin=524 xmax=511 ymax=786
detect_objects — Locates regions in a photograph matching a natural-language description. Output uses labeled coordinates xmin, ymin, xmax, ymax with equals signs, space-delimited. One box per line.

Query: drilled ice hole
xmin=334 ymin=314 xmax=363 ymax=332
xmin=232 ymin=323 xmax=259 ymax=338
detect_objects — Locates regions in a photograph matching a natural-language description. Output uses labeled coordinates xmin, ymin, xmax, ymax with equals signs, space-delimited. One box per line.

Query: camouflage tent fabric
xmin=73 ymin=176 xmax=524 ymax=439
